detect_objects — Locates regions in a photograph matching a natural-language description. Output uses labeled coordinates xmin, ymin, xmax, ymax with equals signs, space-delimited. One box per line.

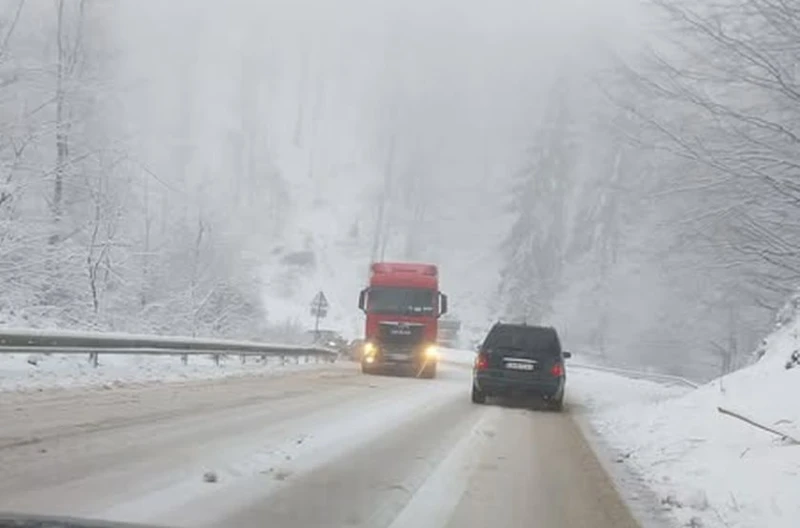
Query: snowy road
xmin=0 ymin=362 xmax=639 ymax=528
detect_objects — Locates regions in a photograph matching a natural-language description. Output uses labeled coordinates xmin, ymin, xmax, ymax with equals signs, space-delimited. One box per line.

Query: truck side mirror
xmin=439 ymin=293 xmax=448 ymax=317
xmin=358 ymin=289 xmax=367 ymax=312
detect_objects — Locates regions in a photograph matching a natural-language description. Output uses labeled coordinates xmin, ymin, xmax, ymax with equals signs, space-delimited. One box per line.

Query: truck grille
xmin=378 ymin=322 xmax=425 ymax=346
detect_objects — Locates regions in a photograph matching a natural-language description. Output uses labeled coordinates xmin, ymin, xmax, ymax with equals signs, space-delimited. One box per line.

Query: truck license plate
xmin=505 ymin=362 xmax=534 ymax=371
xmin=387 ymin=353 xmax=409 ymax=361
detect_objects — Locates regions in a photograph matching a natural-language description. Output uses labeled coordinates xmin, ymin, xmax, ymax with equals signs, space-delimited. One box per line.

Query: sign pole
xmin=314 ymin=297 xmax=321 ymax=338
xmin=310 ymin=291 xmax=329 ymax=341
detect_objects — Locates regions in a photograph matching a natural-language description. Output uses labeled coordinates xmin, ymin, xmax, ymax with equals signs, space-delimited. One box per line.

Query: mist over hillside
xmin=2 ymin=0 xmax=798 ymax=379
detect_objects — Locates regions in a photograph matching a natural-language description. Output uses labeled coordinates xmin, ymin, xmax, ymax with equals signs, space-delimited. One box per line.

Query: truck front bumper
xmin=362 ymin=345 xmax=438 ymax=372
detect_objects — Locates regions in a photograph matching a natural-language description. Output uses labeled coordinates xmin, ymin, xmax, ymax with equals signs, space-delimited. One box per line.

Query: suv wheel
xmin=549 ymin=394 xmax=564 ymax=412
xmin=471 ymin=385 xmax=486 ymax=404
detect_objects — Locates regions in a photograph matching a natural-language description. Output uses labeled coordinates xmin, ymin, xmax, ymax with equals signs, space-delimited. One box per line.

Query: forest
xmin=0 ymin=0 xmax=795 ymax=379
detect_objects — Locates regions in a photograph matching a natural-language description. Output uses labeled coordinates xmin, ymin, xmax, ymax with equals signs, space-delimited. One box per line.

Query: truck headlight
xmin=424 ymin=345 xmax=439 ymax=359
xmin=363 ymin=342 xmax=377 ymax=356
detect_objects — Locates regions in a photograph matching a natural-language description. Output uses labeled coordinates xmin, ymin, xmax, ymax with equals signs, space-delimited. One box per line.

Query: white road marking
xmin=386 ymin=406 xmax=499 ymax=528
xmin=97 ymin=376 xmax=466 ymax=526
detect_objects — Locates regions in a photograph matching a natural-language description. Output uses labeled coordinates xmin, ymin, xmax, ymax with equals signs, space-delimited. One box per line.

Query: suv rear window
xmin=483 ymin=324 xmax=561 ymax=358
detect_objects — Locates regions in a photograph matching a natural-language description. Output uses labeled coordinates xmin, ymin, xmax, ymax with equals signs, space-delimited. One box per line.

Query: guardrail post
xmin=0 ymin=330 xmax=337 ymax=372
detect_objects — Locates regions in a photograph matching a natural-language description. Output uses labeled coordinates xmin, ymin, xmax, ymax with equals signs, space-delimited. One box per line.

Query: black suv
xmin=471 ymin=323 xmax=571 ymax=411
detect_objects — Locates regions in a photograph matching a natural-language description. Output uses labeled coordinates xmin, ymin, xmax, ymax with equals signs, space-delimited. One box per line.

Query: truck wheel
xmin=421 ymin=363 xmax=437 ymax=379
xmin=361 ymin=362 xmax=374 ymax=375
xmin=471 ymin=385 xmax=486 ymax=404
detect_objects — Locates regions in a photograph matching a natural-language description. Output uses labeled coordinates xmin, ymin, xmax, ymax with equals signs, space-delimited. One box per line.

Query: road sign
xmin=310 ymin=291 xmax=329 ymax=335
xmin=310 ymin=291 xmax=329 ymax=318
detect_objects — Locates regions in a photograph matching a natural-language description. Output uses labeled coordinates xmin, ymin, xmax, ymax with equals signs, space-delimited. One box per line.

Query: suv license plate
xmin=505 ymin=362 xmax=534 ymax=371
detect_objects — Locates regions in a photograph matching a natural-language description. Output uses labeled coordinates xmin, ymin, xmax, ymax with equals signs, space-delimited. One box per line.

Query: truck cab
xmin=358 ymin=262 xmax=448 ymax=378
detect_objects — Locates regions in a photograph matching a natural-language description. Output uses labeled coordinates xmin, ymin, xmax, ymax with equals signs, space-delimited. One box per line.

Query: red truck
xmin=357 ymin=261 xmax=449 ymax=378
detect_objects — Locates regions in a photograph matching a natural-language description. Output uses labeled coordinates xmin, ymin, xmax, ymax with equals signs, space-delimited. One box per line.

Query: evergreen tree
xmin=499 ymin=78 xmax=577 ymax=323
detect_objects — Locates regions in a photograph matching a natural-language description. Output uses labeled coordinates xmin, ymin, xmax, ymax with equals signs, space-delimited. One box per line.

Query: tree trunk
xmin=370 ymin=134 xmax=396 ymax=263
xmin=141 ymin=175 xmax=151 ymax=308
xmin=53 ymin=0 xmax=68 ymax=230
xmin=293 ymin=49 xmax=309 ymax=148
xmin=190 ymin=216 xmax=205 ymax=337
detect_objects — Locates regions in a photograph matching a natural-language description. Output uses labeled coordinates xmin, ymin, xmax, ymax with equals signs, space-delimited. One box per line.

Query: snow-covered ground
xmin=438 ymin=347 xmax=476 ymax=367
xmin=0 ymin=347 xmax=471 ymax=393
xmin=576 ymin=317 xmax=800 ymax=528
xmin=4 ymin=326 xmax=799 ymax=528
xmin=0 ymin=353 xmax=328 ymax=392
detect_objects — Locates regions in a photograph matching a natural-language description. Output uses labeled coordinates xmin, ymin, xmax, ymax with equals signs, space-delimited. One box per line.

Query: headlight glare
xmin=424 ymin=345 xmax=439 ymax=359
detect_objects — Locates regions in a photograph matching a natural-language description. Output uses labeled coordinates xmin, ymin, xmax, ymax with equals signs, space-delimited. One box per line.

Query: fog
xmin=2 ymin=0 xmax=796 ymax=379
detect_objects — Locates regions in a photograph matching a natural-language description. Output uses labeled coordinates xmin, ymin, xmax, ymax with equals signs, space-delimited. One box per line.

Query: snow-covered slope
xmin=587 ymin=303 xmax=800 ymax=528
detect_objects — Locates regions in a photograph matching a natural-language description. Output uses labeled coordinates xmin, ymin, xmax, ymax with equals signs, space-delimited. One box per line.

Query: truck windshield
xmin=367 ymin=287 xmax=436 ymax=315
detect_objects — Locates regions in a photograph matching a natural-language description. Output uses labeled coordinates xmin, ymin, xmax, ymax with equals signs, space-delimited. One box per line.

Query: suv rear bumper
xmin=474 ymin=373 xmax=564 ymax=398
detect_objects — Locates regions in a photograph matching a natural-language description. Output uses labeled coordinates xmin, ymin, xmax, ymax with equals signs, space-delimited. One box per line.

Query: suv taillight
xmin=475 ymin=352 xmax=489 ymax=370
xmin=550 ymin=362 xmax=564 ymax=377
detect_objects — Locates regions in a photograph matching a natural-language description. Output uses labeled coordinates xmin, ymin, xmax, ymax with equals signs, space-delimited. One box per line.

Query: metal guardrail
xmin=439 ymin=346 xmax=702 ymax=388
xmin=569 ymin=362 xmax=700 ymax=388
xmin=439 ymin=350 xmax=700 ymax=388
xmin=0 ymin=328 xmax=339 ymax=367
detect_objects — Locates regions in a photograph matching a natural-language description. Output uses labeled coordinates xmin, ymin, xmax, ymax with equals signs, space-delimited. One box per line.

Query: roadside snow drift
xmin=0 ymin=353 xmax=327 ymax=392
xmin=439 ymin=347 xmax=476 ymax=367
xmin=586 ymin=314 xmax=800 ymax=528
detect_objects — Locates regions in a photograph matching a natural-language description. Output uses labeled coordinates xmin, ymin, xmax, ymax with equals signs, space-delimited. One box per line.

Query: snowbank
xmin=439 ymin=347 xmax=476 ymax=367
xmin=569 ymin=368 xmax=688 ymax=413
xmin=583 ymin=314 xmax=800 ymax=528
xmin=0 ymin=353 xmax=327 ymax=392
